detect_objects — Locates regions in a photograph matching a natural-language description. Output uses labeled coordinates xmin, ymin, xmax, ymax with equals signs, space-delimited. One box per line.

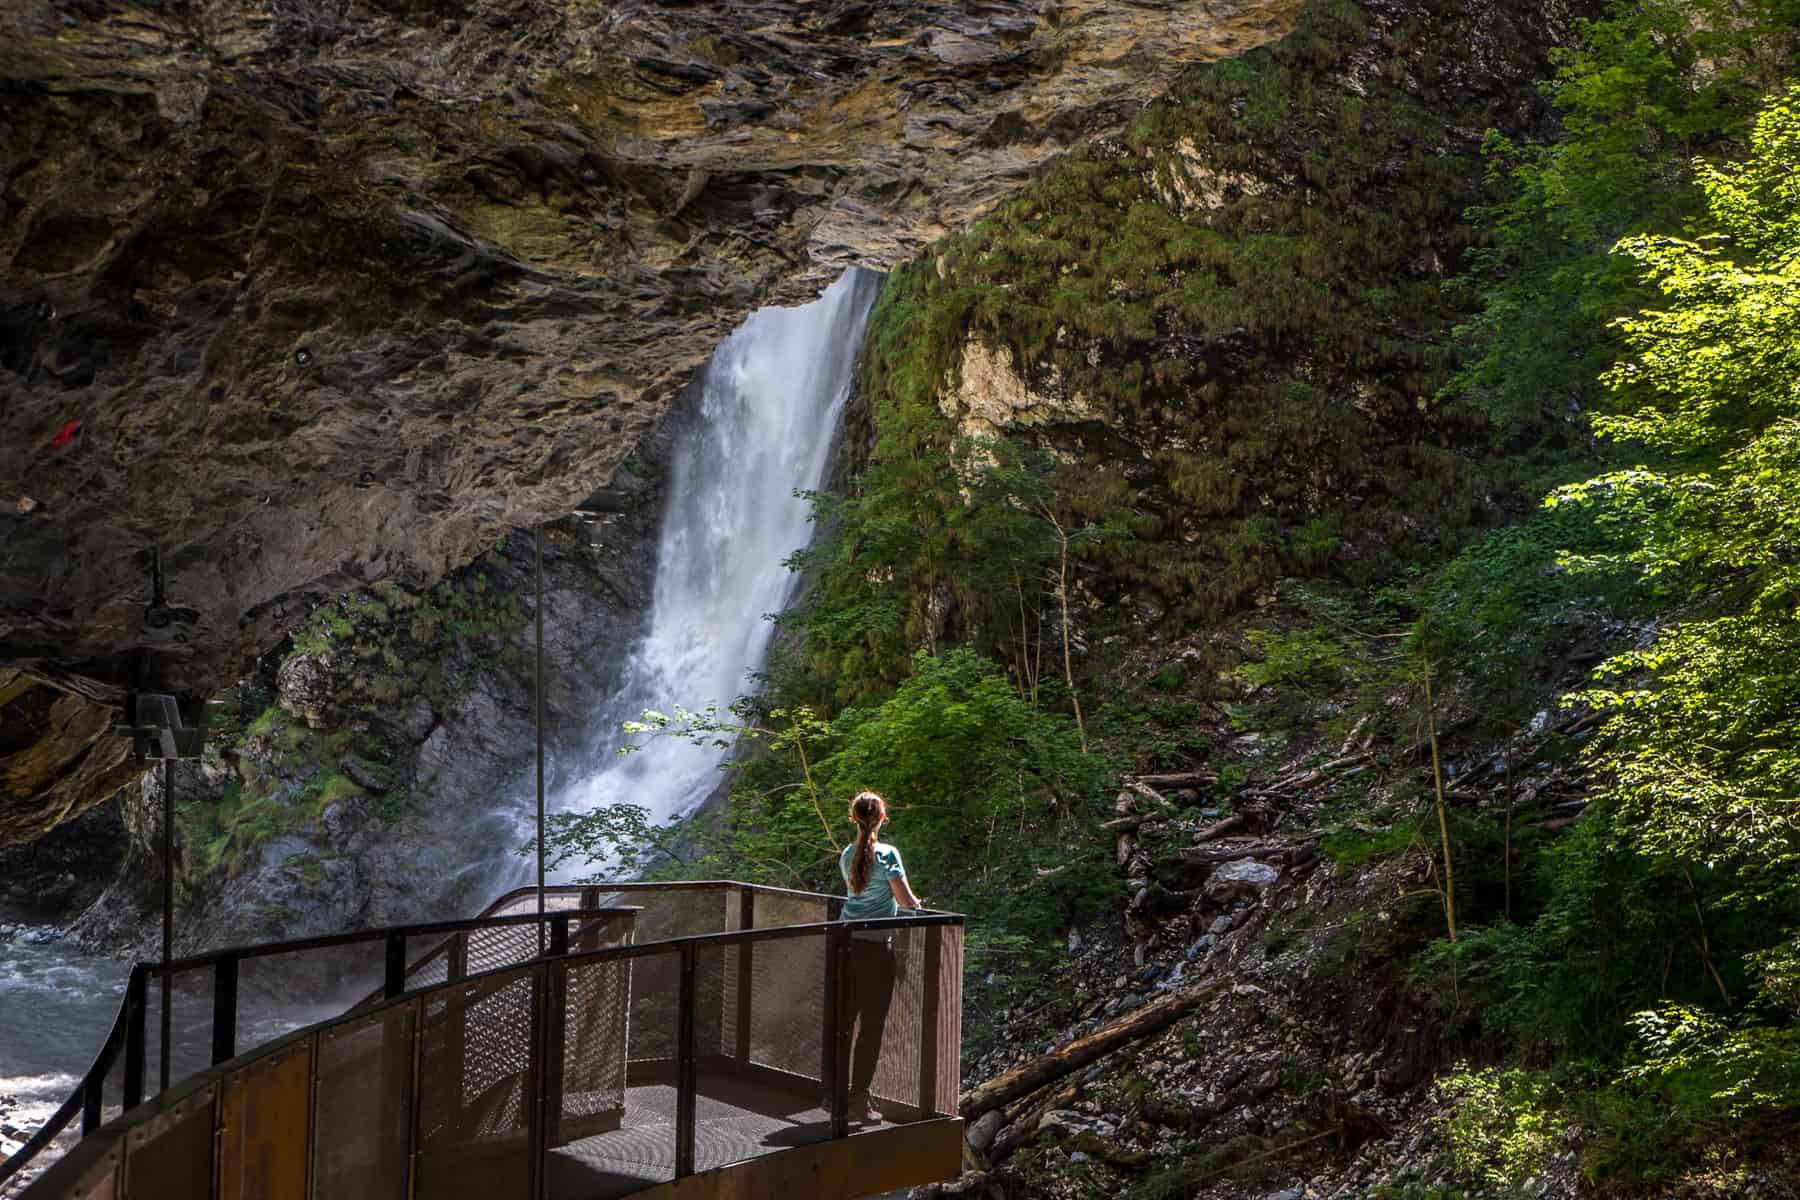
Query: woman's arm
xmin=889 ymin=875 xmax=921 ymax=910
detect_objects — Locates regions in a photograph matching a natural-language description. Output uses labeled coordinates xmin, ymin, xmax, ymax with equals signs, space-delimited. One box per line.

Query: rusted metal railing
xmin=4 ymin=883 xmax=964 ymax=1200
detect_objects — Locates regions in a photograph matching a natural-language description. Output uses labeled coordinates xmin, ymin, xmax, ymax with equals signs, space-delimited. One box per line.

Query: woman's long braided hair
xmin=847 ymin=791 xmax=887 ymax=894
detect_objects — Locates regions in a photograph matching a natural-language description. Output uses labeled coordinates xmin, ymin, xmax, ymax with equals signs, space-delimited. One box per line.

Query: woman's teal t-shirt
xmin=839 ymin=841 xmax=905 ymax=920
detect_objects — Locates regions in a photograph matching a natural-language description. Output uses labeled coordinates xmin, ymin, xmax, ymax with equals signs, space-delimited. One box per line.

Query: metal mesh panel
xmin=543 ymin=949 xmax=678 ymax=1199
xmin=463 ymin=924 xmax=543 ymax=978
xmin=695 ymin=940 xmax=832 ymax=1168
xmin=866 ymin=925 xmax=925 ymax=1118
xmin=417 ymin=968 xmax=537 ymax=1200
xmin=932 ymin=924 xmax=964 ymax=1117
xmin=747 ymin=895 xmax=829 ymax=1083
xmin=403 ymin=932 xmax=452 ymax=991
xmin=313 ymin=1003 xmax=416 ymax=1200
xmin=846 ymin=922 xmax=959 ymax=1120
xmin=580 ymin=886 xmax=728 ymax=946
xmin=554 ymin=918 xmax=635 ymax=1145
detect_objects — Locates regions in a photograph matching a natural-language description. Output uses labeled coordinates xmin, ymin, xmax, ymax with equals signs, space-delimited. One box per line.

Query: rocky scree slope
xmin=932 ymin=697 xmax=1609 ymax=1200
xmin=0 ymin=0 xmax=1304 ymax=844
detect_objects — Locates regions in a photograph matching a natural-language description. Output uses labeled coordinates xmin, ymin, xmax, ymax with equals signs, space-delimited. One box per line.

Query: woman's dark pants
xmin=844 ymin=935 xmax=895 ymax=1101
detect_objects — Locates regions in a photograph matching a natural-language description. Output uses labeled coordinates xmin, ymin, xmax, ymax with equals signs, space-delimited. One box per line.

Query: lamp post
xmin=114 ymin=547 xmax=208 ymax=1097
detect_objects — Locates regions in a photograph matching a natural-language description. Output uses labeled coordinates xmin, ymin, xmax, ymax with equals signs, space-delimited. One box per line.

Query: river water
xmin=0 ymin=936 xmax=125 ymax=1192
xmin=0 ymin=932 xmax=355 ymax=1191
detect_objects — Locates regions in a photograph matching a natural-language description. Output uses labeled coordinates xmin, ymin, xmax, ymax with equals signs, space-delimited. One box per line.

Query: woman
xmin=838 ymin=790 xmax=921 ymax=1123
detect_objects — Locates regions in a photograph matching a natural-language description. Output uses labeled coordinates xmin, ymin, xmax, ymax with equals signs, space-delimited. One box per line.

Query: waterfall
xmin=552 ymin=269 xmax=882 ymax=866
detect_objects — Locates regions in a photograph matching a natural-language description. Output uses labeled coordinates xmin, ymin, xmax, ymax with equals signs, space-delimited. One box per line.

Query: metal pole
xmin=535 ymin=522 xmax=546 ymax=953
xmin=159 ymin=756 xmax=174 ymax=1093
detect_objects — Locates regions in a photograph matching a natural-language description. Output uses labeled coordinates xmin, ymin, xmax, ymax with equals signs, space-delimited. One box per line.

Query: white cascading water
xmin=551 ymin=269 xmax=881 ymax=868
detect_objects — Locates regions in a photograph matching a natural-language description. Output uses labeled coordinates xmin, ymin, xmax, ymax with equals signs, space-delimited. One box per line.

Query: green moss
xmin=809 ymin=0 xmax=1509 ymax=703
xmin=246 ymin=705 xmax=285 ymax=738
xmin=1322 ymin=817 xmax=1429 ymax=867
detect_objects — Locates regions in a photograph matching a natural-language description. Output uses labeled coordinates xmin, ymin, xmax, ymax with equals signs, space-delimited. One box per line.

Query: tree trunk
xmin=1423 ymin=660 xmax=1457 ymax=943
xmin=960 ymin=980 xmax=1222 ymax=1118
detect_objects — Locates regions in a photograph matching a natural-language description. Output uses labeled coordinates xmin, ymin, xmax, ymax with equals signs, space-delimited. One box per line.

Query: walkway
xmin=4 ymin=882 xmax=965 ymax=1200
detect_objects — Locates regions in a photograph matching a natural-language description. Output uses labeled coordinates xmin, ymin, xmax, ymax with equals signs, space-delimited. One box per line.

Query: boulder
xmin=276 ymin=656 xmax=335 ymax=728
xmin=967 ymin=1109 xmax=1007 ymax=1154
xmin=1205 ymin=860 xmax=1280 ymax=903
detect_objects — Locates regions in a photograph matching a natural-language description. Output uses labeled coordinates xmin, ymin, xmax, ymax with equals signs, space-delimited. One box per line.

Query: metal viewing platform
xmin=3 ymin=882 xmax=964 ymax=1200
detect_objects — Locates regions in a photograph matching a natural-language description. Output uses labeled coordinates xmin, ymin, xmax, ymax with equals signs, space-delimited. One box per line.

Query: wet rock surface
xmin=73 ymin=411 xmax=673 ymax=954
xmin=0 ymin=0 xmax=1302 ymax=843
xmin=0 ymin=797 xmax=123 ymax=922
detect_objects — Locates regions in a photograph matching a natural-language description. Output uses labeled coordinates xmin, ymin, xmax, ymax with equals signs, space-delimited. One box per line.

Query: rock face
xmin=0 ymin=0 xmax=1303 ymax=842
xmin=75 ymin=485 xmax=669 ymax=954
xmin=70 ymin=402 xmax=671 ymax=953
xmin=852 ymin=0 xmax=1580 ymax=664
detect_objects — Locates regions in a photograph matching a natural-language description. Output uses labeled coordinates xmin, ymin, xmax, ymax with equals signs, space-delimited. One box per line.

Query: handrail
xmin=2 ymin=880 xmax=962 ymax=1196
xmin=0 ymin=962 xmax=142 ymax=1187
xmin=21 ymin=899 xmax=964 ymax=1200
xmin=0 ymin=902 xmax=624 ymax=1189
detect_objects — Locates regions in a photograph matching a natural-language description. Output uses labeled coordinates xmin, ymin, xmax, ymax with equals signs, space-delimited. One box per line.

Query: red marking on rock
xmin=48 ymin=419 xmax=81 ymax=451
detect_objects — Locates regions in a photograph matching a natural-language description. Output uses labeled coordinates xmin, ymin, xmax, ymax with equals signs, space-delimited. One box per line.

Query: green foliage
xmin=1626 ymin=1005 xmax=1800 ymax=1122
xmin=246 ymin=705 xmax=285 ymax=739
xmin=1425 ymin=505 xmax=1622 ymax=654
xmin=533 ymin=803 xmax=672 ymax=878
xmin=1449 ymin=0 xmax=1800 ymax=428
xmin=1543 ymin=86 xmax=1800 ymax=969
xmin=784 ymin=435 xmax=1074 ymax=706
xmin=1121 ymin=1133 xmax=1287 ymax=1198
xmin=1323 ymin=813 xmax=1432 ymax=868
xmin=1236 ymin=626 xmax=1354 ymax=695
xmin=1435 ymin=1066 xmax=1557 ymax=1193
xmin=572 ymin=650 xmax=1115 ymax=953
xmin=295 ymin=769 xmax=363 ymax=813
xmin=1092 ymin=689 xmax=1217 ymax=775
xmin=1404 ymin=94 xmax=1800 ymax=1184
xmin=798 ymin=0 xmax=1514 ymax=707
xmin=815 ymin=649 xmax=1111 ymax=883
xmin=1413 ymin=923 xmax=1547 ymax=1042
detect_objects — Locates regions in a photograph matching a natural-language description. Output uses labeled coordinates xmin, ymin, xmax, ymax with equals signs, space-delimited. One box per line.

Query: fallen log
xmin=960 ymin=979 xmax=1223 ymax=1119
xmin=989 ymin=1083 xmax=1080 ymax=1160
xmin=1127 ymin=780 xmax=1173 ymax=808
xmin=1134 ymin=769 xmax=1219 ymax=788
xmin=1176 ymin=841 xmax=1306 ymax=867
xmin=1103 ymin=814 xmax=1147 ymax=833
xmin=1268 ymin=749 xmax=1373 ymax=793
xmin=1192 ymin=814 xmax=1245 ymax=844
xmin=1137 ymin=1065 xmax=1272 ymax=1136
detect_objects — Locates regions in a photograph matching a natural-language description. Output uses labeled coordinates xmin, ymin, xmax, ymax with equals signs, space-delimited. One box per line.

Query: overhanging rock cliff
xmin=0 ymin=0 xmax=1302 ymax=841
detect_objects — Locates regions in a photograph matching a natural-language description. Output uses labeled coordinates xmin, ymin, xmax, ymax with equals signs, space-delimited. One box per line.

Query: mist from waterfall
xmin=551 ymin=269 xmax=882 ymax=869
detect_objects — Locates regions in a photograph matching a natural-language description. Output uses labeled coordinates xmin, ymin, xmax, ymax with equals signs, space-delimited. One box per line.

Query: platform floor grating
xmin=547 ymin=1077 xmax=891 ymax=1199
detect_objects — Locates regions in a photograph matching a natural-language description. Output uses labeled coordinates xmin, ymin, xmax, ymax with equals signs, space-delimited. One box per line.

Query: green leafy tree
xmin=1523 ymin=90 xmax=1800 ymax=1101
xmin=1451 ymin=0 xmax=1799 ymax=430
